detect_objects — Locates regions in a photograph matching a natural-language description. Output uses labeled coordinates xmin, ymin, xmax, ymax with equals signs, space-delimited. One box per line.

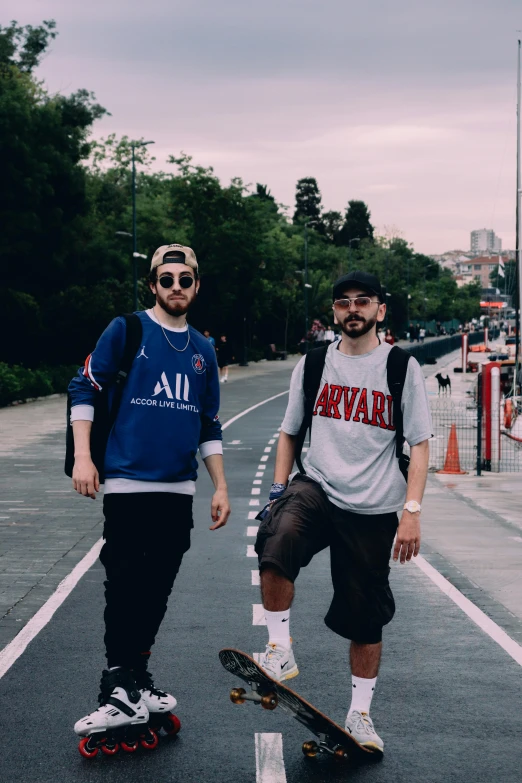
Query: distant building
xmin=470 ymin=229 xmax=502 ymax=255
xmin=456 ymin=256 xmax=508 ymax=288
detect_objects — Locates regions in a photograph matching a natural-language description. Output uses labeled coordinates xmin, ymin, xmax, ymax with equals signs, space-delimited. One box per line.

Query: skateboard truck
xmin=230 ymin=684 xmax=278 ymax=711
xmin=302 ymin=734 xmax=349 ymax=760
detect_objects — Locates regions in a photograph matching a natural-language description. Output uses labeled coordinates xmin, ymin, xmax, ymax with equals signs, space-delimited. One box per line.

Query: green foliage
xmin=0 ymin=19 xmax=483 ymax=380
xmin=293 ymin=177 xmax=323 ymax=232
xmin=0 ymin=362 xmax=78 ymax=406
xmin=337 ymin=200 xmax=374 ymax=246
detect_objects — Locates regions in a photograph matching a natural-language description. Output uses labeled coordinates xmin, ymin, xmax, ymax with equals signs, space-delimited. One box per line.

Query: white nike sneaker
xmin=344 ymin=710 xmax=384 ymax=754
xmin=259 ymin=642 xmax=299 ymax=682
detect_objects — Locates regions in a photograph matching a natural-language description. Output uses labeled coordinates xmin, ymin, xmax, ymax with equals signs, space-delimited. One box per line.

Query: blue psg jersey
xmin=68 ymin=312 xmax=222 ymax=483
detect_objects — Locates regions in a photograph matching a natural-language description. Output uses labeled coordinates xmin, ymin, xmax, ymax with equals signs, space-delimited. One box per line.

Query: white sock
xmin=349 ymin=675 xmax=377 ymax=715
xmin=264 ymin=609 xmax=291 ymax=647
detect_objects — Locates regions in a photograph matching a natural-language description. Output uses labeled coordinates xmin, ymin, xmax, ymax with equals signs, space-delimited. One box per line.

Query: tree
xmin=293 ymin=177 xmax=323 ymax=231
xmin=321 ymin=210 xmax=343 ymax=243
xmin=337 ymin=200 xmax=374 ymax=246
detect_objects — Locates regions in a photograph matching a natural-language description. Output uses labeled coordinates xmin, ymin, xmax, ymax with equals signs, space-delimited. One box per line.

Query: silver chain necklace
xmin=155 ymin=311 xmax=191 ymax=352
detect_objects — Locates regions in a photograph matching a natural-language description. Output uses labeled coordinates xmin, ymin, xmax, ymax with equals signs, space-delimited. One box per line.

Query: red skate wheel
xmin=78 ymin=737 xmax=98 ymax=759
xmin=140 ymin=729 xmax=159 ymax=750
xmin=163 ymin=714 xmax=181 ymax=736
xmin=101 ymin=741 xmax=119 ymax=755
xmin=120 ymin=740 xmax=138 ymax=753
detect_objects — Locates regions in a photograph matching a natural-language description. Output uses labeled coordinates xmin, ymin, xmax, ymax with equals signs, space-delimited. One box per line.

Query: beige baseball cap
xmin=150 ymin=243 xmax=198 ymax=274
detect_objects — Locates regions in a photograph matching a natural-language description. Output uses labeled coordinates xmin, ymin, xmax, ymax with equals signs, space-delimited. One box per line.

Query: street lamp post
xmin=131 ymin=140 xmax=155 ymax=310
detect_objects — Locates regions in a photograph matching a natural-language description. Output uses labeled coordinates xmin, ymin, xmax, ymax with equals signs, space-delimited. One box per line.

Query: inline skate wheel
xmin=163 ymin=714 xmax=181 ymax=735
xmin=120 ymin=739 xmax=138 ymax=753
xmin=78 ymin=737 xmax=98 ymax=759
xmin=101 ymin=740 xmax=119 ymax=755
xmin=140 ymin=729 xmax=159 ymax=750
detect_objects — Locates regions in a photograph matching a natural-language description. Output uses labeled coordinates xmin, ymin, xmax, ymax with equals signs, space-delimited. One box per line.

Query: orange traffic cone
xmin=437 ymin=424 xmax=467 ymax=474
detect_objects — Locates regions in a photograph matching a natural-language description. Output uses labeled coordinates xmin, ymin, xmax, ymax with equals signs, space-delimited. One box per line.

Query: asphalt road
xmin=1 ymin=378 xmax=522 ymax=782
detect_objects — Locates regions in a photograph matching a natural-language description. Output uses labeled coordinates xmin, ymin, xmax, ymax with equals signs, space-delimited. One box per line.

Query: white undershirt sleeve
xmin=199 ymin=440 xmax=223 ymax=459
xmin=70 ymin=405 xmax=95 ymax=423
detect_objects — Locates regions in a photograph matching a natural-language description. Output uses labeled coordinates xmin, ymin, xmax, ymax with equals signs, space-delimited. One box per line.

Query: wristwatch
xmin=403 ymin=500 xmax=421 ymax=514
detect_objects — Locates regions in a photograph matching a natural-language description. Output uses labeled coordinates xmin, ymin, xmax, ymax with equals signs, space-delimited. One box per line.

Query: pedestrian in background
xmin=204 ymin=329 xmax=216 ymax=349
xmin=324 ymin=325 xmax=335 ymax=345
xmin=384 ymin=328 xmax=394 ymax=345
xmin=419 ymin=327 xmax=426 ymax=343
xmin=217 ymin=334 xmax=232 ymax=383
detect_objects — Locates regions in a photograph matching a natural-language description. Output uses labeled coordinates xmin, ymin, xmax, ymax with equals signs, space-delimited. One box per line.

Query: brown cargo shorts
xmin=255 ymin=474 xmax=398 ymax=644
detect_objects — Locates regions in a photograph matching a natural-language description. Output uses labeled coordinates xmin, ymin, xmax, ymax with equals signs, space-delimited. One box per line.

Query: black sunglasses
xmin=158 ymin=275 xmax=194 ymax=290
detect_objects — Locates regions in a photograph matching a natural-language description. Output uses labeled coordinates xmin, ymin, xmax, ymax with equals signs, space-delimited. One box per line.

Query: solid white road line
xmin=253 ymin=604 xmax=266 ymax=625
xmin=255 ymin=733 xmax=287 ymax=783
xmin=221 ymin=390 xmax=289 ymax=432
xmin=0 ymin=538 xmax=104 ymax=680
xmin=247 ymin=527 xmax=259 ymax=537
xmin=414 ymin=555 xmax=522 ymax=667
xmin=252 ymin=570 xmax=260 ymax=586
xmin=247 ymin=545 xmax=257 ymax=557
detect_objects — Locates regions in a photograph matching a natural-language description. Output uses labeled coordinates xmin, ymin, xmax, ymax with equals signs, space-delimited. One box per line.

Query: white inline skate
xmin=74 ymin=667 xmax=158 ymax=758
xmin=134 ymin=666 xmax=181 ymax=738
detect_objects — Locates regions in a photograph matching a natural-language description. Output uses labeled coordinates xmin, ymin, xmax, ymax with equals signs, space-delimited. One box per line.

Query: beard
xmin=339 ymin=312 xmax=379 ymax=338
xmin=156 ymin=291 xmax=192 ymax=317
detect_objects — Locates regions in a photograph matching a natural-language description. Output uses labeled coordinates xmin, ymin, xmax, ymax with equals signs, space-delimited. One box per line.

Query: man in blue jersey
xmin=69 ymin=243 xmax=231 ymax=749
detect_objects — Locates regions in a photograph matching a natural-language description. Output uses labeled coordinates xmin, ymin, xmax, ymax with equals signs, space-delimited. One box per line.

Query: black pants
xmin=100 ymin=493 xmax=193 ymax=668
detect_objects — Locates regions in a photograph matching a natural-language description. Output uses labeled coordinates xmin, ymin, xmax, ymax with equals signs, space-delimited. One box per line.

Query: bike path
xmin=0 ymin=395 xmax=521 ymax=782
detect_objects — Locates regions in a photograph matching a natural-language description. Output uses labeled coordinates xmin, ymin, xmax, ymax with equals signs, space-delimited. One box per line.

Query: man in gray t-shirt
xmin=254 ymin=270 xmax=431 ymax=754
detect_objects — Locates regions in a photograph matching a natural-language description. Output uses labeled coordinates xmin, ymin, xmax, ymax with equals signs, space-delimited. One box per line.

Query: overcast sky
xmin=6 ymin=0 xmax=521 ymax=253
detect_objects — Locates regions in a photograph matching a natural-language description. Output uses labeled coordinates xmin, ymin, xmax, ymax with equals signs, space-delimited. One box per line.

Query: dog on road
xmin=435 ymin=373 xmax=451 ymax=395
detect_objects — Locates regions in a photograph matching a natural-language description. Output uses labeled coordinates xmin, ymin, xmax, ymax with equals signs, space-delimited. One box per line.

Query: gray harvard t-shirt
xmin=282 ymin=341 xmax=432 ymax=514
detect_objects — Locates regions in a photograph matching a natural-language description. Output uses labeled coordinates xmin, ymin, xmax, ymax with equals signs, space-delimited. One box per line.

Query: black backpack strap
xmin=295 ymin=345 xmax=329 ymax=473
xmin=108 ymin=313 xmax=143 ymax=428
xmin=386 ymin=345 xmax=411 ymax=478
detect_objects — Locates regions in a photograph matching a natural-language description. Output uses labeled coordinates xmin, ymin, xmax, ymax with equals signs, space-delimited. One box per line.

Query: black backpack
xmin=294 ymin=344 xmax=412 ymax=480
xmin=64 ymin=313 xmax=143 ymax=484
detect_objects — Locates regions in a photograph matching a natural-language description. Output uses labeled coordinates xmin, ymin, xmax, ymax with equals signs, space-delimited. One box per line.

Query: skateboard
xmin=219 ymin=648 xmax=382 ymax=762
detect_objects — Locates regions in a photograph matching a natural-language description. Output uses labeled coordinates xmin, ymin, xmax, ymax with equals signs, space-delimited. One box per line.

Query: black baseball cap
xmin=332 ymin=271 xmax=384 ymax=303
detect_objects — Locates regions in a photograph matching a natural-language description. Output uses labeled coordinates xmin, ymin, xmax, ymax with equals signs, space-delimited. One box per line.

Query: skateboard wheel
xmin=334 ymin=746 xmax=349 ymax=761
xmin=78 ymin=737 xmax=98 ymax=759
xmin=302 ymin=740 xmax=318 ymax=758
xmin=260 ymin=692 xmax=278 ymax=711
xmin=163 ymin=714 xmax=181 ymax=735
xmin=230 ymin=687 xmax=246 ymax=705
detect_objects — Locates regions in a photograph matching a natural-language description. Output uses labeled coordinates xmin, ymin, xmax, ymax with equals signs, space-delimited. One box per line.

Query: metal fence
xmin=428 ymin=394 xmax=522 ymax=474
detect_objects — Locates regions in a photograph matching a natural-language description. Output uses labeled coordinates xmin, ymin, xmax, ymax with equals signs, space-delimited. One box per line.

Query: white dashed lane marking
xmin=253 ymin=605 xmax=266 ymax=625
xmin=249 ymin=500 xmax=260 ymax=506
xmin=247 ymin=527 xmax=259 ymax=537
xmin=248 ymin=511 xmax=258 ymax=520
xmin=247 ymin=546 xmax=257 ymax=557
xmin=255 ymin=733 xmax=287 ymax=783
xmin=252 ymin=570 xmax=260 ymax=586
xmin=260 ymin=456 xmax=268 ymax=462
xmin=253 ymin=480 xmax=262 ymax=485
xmin=251 ymin=488 xmax=261 ymax=495
xmin=264 ymin=447 xmax=271 ymax=453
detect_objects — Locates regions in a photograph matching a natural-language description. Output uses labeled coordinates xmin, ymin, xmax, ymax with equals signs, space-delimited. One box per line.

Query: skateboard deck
xmin=219 ymin=648 xmax=382 ymax=762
